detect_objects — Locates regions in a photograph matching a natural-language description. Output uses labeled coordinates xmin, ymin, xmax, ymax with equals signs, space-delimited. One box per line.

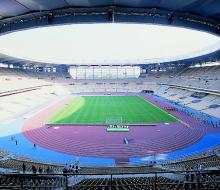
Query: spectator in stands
xmin=22 ymin=162 xmax=26 ymax=174
xmin=32 ymin=165 xmax=37 ymax=174
xmin=75 ymin=165 xmax=79 ymax=173
xmin=63 ymin=164 xmax=68 ymax=174
xmin=49 ymin=167 xmax=54 ymax=174
xmin=185 ymin=168 xmax=189 ymax=181
xmin=190 ymin=167 xmax=195 ymax=182
xmin=46 ymin=166 xmax=53 ymax=174
xmin=46 ymin=166 xmax=50 ymax=174
xmin=71 ymin=164 xmax=75 ymax=173
xmin=38 ymin=167 xmax=43 ymax=174
xmin=198 ymin=163 xmax=204 ymax=171
xmin=46 ymin=166 xmax=54 ymax=174
xmin=63 ymin=164 xmax=67 ymax=173
xmin=68 ymin=165 xmax=73 ymax=173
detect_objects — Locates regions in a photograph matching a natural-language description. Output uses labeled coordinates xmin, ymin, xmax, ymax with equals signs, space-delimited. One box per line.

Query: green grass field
xmin=48 ymin=96 xmax=179 ymax=125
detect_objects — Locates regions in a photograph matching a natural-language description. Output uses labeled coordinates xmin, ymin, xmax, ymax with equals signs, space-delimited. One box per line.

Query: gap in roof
xmin=0 ymin=23 xmax=219 ymax=65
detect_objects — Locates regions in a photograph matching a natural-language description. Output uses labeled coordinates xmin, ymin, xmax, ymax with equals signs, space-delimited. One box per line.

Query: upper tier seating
xmin=166 ymin=65 xmax=220 ymax=91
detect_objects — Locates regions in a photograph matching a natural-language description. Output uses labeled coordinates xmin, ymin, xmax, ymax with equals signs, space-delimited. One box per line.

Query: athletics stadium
xmin=0 ymin=1 xmax=220 ymax=189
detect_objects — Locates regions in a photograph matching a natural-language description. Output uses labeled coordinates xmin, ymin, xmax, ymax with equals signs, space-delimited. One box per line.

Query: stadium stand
xmin=166 ymin=65 xmax=220 ymax=91
xmin=69 ymin=174 xmax=220 ymax=190
xmin=0 ymin=76 xmax=220 ymax=188
xmin=0 ymin=174 xmax=66 ymax=189
xmin=0 ymin=68 xmax=70 ymax=122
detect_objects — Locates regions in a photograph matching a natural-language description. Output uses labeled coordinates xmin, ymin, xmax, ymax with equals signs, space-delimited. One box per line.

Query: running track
xmin=22 ymin=94 xmax=218 ymax=163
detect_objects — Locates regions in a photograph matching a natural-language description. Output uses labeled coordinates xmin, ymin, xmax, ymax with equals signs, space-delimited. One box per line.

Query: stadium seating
xmin=161 ymin=154 xmax=220 ymax=170
xmin=0 ymin=68 xmax=70 ymax=121
xmin=69 ymin=173 xmax=220 ymax=190
xmin=71 ymin=176 xmax=182 ymax=190
xmin=164 ymin=64 xmax=220 ymax=91
xmin=155 ymin=87 xmax=220 ymax=118
xmin=0 ymin=173 xmax=65 ymax=189
xmin=1 ymin=63 xmax=220 ymax=189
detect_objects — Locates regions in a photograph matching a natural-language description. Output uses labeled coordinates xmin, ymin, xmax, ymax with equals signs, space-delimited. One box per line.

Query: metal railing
xmin=0 ymin=169 xmax=220 ymax=190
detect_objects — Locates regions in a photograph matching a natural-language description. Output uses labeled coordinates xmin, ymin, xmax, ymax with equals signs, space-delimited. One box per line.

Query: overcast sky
xmin=0 ymin=23 xmax=219 ymax=64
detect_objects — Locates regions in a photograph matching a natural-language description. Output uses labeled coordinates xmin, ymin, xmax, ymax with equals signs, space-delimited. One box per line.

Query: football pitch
xmin=48 ymin=96 xmax=179 ymax=125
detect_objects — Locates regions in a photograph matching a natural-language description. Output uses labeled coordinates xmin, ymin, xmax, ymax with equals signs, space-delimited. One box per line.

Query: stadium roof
xmin=0 ymin=0 xmax=220 ymax=34
xmin=0 ymin=0 xmax=220 ymax=66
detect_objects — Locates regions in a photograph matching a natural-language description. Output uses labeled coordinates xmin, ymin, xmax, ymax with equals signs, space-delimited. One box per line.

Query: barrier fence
xmin=0 ymin=169 xmax=220 ymax=189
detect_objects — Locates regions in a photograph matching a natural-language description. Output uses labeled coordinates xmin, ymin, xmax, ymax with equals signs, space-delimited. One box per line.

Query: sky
xmin=0 ymin=23 xmax=219 ymax=65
